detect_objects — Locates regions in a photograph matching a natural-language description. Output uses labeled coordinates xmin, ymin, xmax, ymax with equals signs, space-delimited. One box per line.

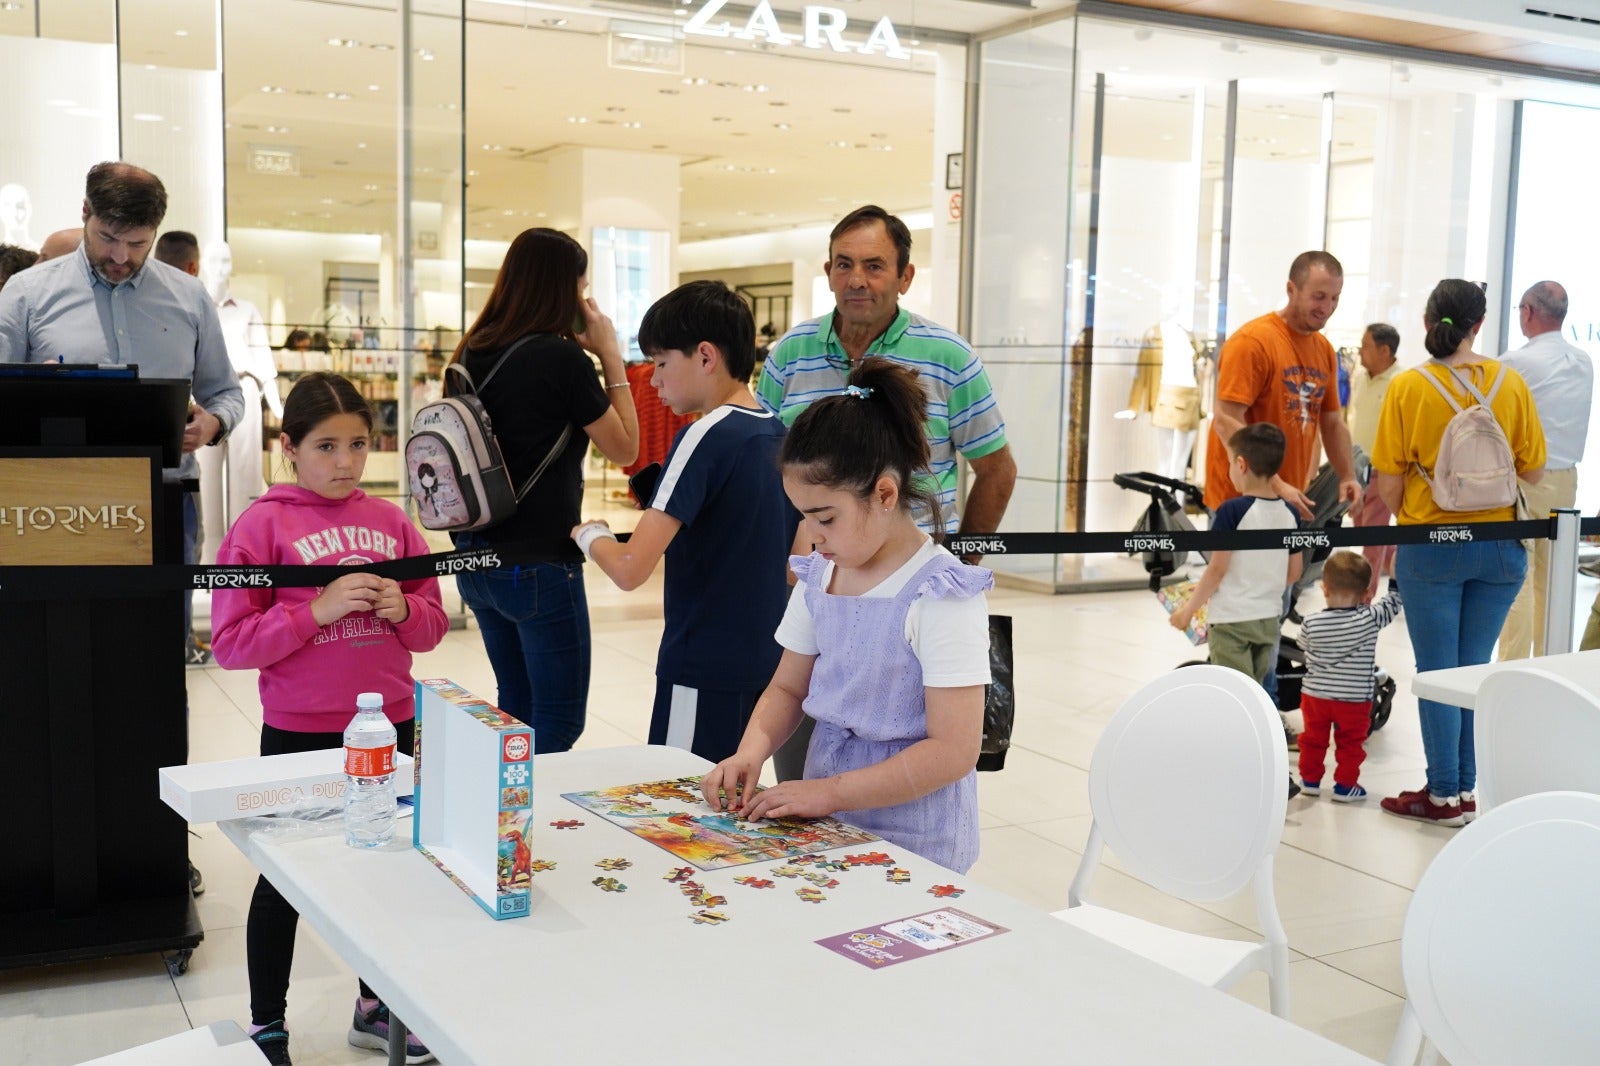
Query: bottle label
xmin=346 ymin=743 xmax=396 ymax=777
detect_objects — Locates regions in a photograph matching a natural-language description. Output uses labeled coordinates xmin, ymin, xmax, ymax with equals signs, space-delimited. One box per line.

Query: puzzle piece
xmin=803 ymin=872 xmax=840 ymax=889
xmin=771 ymin=865 xmax=804 ymax=878
xmin=690 ymin=893 xmax=728 ymax=908
xmin=790 ymin=853 xmax=826 ymax=866
xmin=886 ymin=868 xmax=911 ymax=884
xmin=927 ymin=884 xmax=965 ymax=898
xmin=734 ymin=876 xmax=774 ymax=889
xmin=664 ymin=867 xmax=696 ymax=883
xmin=595 ymin=857 xmax=633 ymax=871
xmin=678 ymin=880 xmax=704 ymax=896
xmin=795 ymin=887 xmax=826 ymax=903
xmin=550 ymin=819 xmax=584 ymax=830
xmin=814 ymin=859 xmax=849 ymax=873
xmin=689 ymin=909 xmax=729 ymax=925
xmin=528 ymin=859 xmax=557 ymax=873
xmin=846 ymin=852 xmax=894 ymax=867
xmin=592 ymin=877 xmax=627 ymax=892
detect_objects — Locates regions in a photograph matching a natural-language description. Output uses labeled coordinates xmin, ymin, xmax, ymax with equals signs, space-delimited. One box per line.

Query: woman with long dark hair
xmin=1370 ymin=279 xmax=1545 ymax=826
xmin=449 ymin=228 xmax=639 ymax=751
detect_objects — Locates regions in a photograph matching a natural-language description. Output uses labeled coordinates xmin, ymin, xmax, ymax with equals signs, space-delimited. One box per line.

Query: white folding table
xmin=220 ymin=744 xmax=1374 ymax=1065
xmin=1412 ymin=649 xmax=1600 ymax=709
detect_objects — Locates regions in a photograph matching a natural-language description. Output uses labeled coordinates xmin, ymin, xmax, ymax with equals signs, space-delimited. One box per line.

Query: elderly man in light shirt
xmin=1346 ymin=322 xmax=1402 ymax=600
xmin=1499 ymin=280 xmax=1593 ymax=659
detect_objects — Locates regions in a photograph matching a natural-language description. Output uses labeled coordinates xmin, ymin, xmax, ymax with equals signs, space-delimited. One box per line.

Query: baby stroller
xmin=1117 ymin=460 xmax=1393 ymax=734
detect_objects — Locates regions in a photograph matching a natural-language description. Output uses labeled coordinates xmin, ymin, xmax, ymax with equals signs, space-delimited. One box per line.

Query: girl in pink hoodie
xmin=212 ymin=372 xmax=447 ymax=1066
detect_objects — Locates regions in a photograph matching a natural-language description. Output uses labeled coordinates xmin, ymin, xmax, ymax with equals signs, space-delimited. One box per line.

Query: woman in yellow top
xmin=1370 ymin=279 xmax=1546 ymax=827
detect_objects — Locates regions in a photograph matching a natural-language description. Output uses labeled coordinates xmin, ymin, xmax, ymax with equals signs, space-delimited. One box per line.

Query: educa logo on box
xmin=503 ymin=734 xmax=530 ymax=762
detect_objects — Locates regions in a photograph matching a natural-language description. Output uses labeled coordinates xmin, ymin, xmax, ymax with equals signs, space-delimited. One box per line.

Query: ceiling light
xmin=659 ymin=88 xmax=679 ymax=95
xmin=606 ymin=106 xmax=626 ymax=113
xmin=266 ymin=125 xmax=289 ymax=133
xmin=773 ymin=122 xmax=789 ymax=130
xmin=416 ymin=48 xmax=435 ymax=61
xmin=625 ymin=121 xmax=643 ymax=129
xmin=722 ymin=164 xmax=737 ymax=171
xmin=566 ymin=116 xmax=588 ymax=124
xmin=326 ymin=91 xmax=352 ymax=100
xmin=174 ymin=29 xmax=188 ymax=37
xmin=370 ymin=42 xmax=393 ymax=51
xmin=357 ymin=142 xmax=367 ymax=149
xmin=766 ymin=167 xmax=777 ymax=174
xmin=711 ymin=116 xmax=731 ymax=122
xmin=319 ymin=198 xmax=335 ymax=205
xmin=535 ymin=212 xmax=547 ymax=218
xmin=260 ymin=85 xmax=285 ymax=94
xmin=832 ymin=107 xmax=851 ymax=114
xmin=769 ymin=101 xmax=787 ymax=107
xmin=132 ymin=113 xmax=163 ymax=122
xmin=0 ymin=3 xmax=23 ymax=10
xmin=367 ymin=84 xmax=381 ymax=91
xmin=467 ymin=170 xmax=478 ymax=177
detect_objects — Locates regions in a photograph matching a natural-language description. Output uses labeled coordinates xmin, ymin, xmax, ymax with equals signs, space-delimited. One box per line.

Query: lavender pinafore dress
xmin=792 ymin=550 xmax=992 ymax=873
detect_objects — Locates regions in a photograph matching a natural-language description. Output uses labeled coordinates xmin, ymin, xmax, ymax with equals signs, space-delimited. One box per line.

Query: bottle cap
xmin=356 ymin=692 xmax=384 ymax=711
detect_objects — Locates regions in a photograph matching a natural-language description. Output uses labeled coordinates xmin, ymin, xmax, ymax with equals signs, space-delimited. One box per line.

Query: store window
xmin=970 ymin=11 xmax=1600 ymax=590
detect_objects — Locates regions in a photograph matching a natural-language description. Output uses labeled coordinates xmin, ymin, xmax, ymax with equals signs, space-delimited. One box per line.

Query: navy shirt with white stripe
xmin=1300 ymin=588 xmax=1403 ymax=702
xmin=651 ymin=404 xmax=799 ymax=692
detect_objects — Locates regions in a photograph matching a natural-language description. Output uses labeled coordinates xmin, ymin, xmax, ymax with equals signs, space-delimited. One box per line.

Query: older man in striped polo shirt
xmin=758 ymin=204 xmax=1016 ymax=781
xmin=757 ymin=204 xmax=1016 ymax=543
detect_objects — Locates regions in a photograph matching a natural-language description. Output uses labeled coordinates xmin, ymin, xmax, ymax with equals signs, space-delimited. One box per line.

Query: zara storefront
xmin=3 ymin=1 xmax=1600 ymax=586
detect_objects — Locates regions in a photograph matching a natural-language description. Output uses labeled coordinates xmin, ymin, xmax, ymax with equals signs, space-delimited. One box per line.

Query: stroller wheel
xmin=1370 ymin=676 xmax=1397 ymax=733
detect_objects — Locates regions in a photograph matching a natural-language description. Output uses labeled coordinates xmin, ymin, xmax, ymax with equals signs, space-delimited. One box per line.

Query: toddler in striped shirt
xmin=1298 ymin=551 xmax=1402 ymax=802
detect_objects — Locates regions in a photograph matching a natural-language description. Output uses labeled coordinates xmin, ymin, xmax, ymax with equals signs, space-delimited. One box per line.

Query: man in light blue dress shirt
xmin=0 ymin=161 xmax=244 ymax=670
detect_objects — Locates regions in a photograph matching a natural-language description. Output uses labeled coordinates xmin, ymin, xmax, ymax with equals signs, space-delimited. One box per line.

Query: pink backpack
xmin=1413 ymin=364 xmax=1518 ymax=512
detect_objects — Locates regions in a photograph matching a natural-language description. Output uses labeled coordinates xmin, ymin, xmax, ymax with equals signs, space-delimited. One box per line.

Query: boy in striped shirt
xmin=1298 ymin=552 xmax=1402 ymax=802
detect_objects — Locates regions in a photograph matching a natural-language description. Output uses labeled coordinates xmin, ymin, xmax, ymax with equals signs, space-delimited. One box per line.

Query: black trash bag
xmin=978 ymin=614 xmax=1015 ymax=772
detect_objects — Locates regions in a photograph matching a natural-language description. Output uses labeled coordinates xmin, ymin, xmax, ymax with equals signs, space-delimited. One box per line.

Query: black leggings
xmin=247 ymin=720 xmax=414 ymax=1026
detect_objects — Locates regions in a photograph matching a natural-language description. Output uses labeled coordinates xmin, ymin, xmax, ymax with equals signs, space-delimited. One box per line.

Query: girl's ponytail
xmin=781 ymin=357 xmax=942 ymax=536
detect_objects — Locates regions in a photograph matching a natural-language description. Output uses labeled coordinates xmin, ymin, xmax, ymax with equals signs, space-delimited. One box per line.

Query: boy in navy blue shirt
xmin=574 ymin=281 xmax=799 ymax=761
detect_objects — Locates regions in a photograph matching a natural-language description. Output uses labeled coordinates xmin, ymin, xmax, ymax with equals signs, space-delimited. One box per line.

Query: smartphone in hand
xmin=628 ymin=462 xmax=662 ymax=508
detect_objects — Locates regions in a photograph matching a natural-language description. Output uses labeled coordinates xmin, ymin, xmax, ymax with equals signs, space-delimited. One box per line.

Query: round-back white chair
xmin=1054 ymin=664 xmax=1291 ymax=1017
xmin=1475 ymin=666 xmax=1600 ymax=814
xmin=1386 ymin=791 xmax=1600 ymax=1066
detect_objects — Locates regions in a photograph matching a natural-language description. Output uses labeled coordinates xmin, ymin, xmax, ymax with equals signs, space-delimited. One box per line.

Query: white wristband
xmin=574 ymin=522 xmax=617 ymax=562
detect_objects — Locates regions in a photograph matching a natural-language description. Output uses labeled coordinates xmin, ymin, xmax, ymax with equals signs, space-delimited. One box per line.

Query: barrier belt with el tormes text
xmin=4 ymin=516 xmax=1595 ymax=602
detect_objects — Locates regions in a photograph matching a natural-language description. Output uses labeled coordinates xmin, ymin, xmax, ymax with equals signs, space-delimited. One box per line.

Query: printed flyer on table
xmin=817 ymin=908 xmax=1010 ymax=969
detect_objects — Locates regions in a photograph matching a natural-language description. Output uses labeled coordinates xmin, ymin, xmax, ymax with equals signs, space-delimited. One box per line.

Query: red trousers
xmin=1297 ymin=692 xmax=1372 ymax=788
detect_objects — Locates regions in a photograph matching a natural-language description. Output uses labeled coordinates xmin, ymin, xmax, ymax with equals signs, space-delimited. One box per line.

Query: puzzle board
xmin=561 ymin=775 xmax=878 ymax=870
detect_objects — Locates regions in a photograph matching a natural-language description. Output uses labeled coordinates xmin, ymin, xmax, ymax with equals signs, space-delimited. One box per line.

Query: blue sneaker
xmin=249 ymin=1020 xmax=292 ymax=1066
xmin=1332 ymin=783 xmax=1368 ymax=803
xmin=1300 ymin=780 xmax=1322 ymax=797
xmin=349 ymin=1000 xmax=435 ymax=1064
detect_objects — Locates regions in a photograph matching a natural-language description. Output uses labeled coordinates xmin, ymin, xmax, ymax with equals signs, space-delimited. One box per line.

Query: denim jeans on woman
xmin=1395 ymin=538 xmax=1527 ymax=797
xmin=454 ymin=532 xmax=591 ymax=753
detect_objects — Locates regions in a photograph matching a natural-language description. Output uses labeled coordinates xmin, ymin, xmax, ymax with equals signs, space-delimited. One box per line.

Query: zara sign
xmin=683 ymin=0 xmax=909 ymax=60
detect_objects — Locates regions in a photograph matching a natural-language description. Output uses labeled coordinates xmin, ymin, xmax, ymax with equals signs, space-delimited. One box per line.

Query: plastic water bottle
xmin=343 ymin=692 xmax=397 ymax=849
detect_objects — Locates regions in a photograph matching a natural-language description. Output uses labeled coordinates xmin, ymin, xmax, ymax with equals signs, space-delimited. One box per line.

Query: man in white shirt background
xmin=1499 ymin=280 xmax=1593 ymax=659
xmin=1345 ymin=322 xmax=1402 ymax=601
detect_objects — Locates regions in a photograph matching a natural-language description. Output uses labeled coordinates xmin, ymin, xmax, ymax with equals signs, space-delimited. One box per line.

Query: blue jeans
xmin=455 ymin=539 xmax=590 ymax=753
xmin=1395 ymin=538 xmax=1527 ymax=797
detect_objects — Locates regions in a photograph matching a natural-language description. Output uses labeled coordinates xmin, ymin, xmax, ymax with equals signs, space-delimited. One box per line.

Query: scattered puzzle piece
xmin=791 ymin=853 xmax=826 ymax=866
xmin=664 ymin=867 xmax=696 ymax=883
xmin=550 ymin=819 xmax=584 ymax=830
xmin=734 ymin=876 xmax=774 ymax=889
xmin=795 ymin=887 xmax=826 ymax=903
xmin=846 ymin=852 xmax=894 ymax=867
xmin=927 ymin=884 xmax=965 ymax=898
xmin=689 ymin=909 xmax=729 ymax=925
xmin=814 ymin=859 xmax=849 ymax=873
xmin=595 ymin=857 xmax=633 ymax=871
xmin=886 ymin=868 xmax=910 ymax=884
xmin=678 ymin=881 xmax=704 ymax=896
xmin=803 ymin=872 xmax=840 ymax=888
xmin=528 ymin=859 xmax=557 ymax=873
xmin=690 ymin=893 xmax=728 ymax=907
xmin=592 ymin=877 xmax=627 ymax=892
xmin=771 ymin=865 xmax=803 ymax=878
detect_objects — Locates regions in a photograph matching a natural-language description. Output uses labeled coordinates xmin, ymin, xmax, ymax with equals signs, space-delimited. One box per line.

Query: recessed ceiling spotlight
xmin=357 ymin=141 xmax=367 ymax=149
xmin=265 ymin=125 xmax=290 ymax=133
xmin=416 ymin=48 xmax=434 ymax=60
xmin=722 ymin=164 xmax=736 ymax=171
xmin=367 ymin=84 xmax=380 ymax=91
xmin=769 ymin=100 xmax=787 ymax=107
xmin=606 ymin=106 xmax=626 ymax=113
xmin=766 ymin=167 xmax=777 ymax=174
xmin=566 ymin=116 xmax=589 ymax=123
xmin=832 ymin=107 xmax=851 ymax=114
xmin=467 ymin=170 xmax=478 ymax=177
xmin=535 ymin=211 xmax=547 ymax=218
xmin=625 ymin=121 xmax=643 ymax=129
xmin=0 ymin=3 xmax=23 ymax=10
xmin=773 ymin=122 xmax=789 ymax=130
xmin=132 ymin=112 xmax=163 ymax=122
xmin=370 ymin=42 xmax=393 ymax=51
xmin=363 ymin=184 xmax=380 ymax=191
xmin=326 ymin=91 xmax=352 ymax=100
xmin=659 ymin=88 xmax=678 ymax=95
xmin=174 ymin=29 xmax=188 ymax=37
xmin=711 ymin=116 xmax=731 ymax=122
xmin=260 ymin=85 xmax=285 ymax=94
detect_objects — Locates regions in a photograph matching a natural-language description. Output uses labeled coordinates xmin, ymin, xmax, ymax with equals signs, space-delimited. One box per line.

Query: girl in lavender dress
xmin=700 ymin=357 xmax=992 ymax=873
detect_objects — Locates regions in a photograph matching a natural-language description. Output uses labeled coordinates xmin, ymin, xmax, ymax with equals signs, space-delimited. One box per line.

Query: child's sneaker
xmin=1332 ymin=783 xmax=1368 ymax=803
xmin=1459 ymin=790 xmax=1478 ymax=823
xmin=1300 ymin=779 xmax=1322 ymax=797
xmin=350 ymin=1000 xmax=435 ymax=1064
xmin=1381 ymin=788 xmax=1464 ymax=827
xmin=248 ymin=1019 xmax=292 ymax=1066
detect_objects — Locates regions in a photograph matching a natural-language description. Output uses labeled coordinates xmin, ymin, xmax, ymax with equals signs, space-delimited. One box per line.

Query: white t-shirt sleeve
xmin=908 ymin=590 xmax=993 ymax=688
xmin=774 ymin=580 xmax=819 ymax=656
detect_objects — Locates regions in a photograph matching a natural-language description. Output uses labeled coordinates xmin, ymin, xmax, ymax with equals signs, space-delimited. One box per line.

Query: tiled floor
xmin=8 ymin=492 xmax=1588 ymax=1063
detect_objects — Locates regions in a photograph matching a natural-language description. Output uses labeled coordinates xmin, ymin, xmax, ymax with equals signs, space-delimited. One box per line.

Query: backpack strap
xmin=1414 ymin=365 xmax=1466 ymax=412
xmin=513 ymin=423 xmax=573 ymax=503
xmin=1445 ymin=363 xmax=1503 ymax=409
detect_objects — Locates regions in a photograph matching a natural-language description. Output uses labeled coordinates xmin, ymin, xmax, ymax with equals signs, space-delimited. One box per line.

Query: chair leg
xmin=1266 ymin=941 xmax=1291 ymax=1019
xmin=1066 ymin=823 xmax=1104 ymax=909
xmin=1384 ymin=1004 xmax=1423 ymax=1066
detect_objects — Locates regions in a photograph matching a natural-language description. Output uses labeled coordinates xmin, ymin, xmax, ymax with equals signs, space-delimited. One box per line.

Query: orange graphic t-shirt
xmin=1203 ymin=312 xmax=1340 ymax=511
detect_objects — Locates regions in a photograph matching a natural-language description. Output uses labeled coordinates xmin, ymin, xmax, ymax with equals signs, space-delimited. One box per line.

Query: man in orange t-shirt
xmin=1203 ymin=251 xmax=1361 ymax=518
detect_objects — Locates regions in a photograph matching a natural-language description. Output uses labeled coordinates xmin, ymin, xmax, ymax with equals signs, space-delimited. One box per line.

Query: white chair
xmin=1385 ymin=791 xmax=1600 ymax=1066
xmin=1475 ymin=665 xmax=1600 ymax=813
xmin=1053 ymin=664 xmax=1291 ymax=1018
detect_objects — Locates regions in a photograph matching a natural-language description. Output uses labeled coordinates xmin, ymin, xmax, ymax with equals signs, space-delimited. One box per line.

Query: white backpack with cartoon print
xmin=406 ymin=337 xmax=570 ymax=532
xmin=1413 ymin=364 xmax=1518 ymax=512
